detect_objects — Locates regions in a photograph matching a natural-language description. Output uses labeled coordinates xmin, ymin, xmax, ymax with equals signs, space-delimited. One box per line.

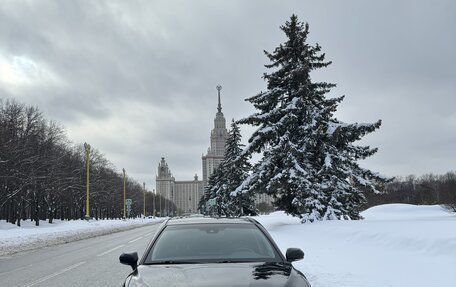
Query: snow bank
xmin=0 ymin=218 xmax=163 ymax=256
xmin=255 ymin=204 xmax=456 ymax=287
xmin=362 ymin=203 xmax=451 ymax=220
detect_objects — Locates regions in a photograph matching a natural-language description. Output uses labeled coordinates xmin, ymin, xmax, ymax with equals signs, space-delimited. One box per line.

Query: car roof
xmin=165 ymin=217 xmax=258 ymax=226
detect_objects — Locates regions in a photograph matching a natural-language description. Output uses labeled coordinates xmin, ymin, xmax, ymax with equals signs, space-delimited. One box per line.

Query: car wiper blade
xmin=215 ymin=260 xmax=235 ymax=263
xmin=146 ymin=260 xmax=201 ymax=265
xmin=214 ymin=260 xmax=253 ymax=263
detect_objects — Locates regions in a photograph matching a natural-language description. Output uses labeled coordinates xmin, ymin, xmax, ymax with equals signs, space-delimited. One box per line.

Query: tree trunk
xmin=22 ymin=196 xmax=27 ymax=221
xmin=16 ymin=196 xmax=24 ymax=227
xmin=34 ymin=203 xmax=39 ymax=226
xmin=10 ymin=199 xmax=17 ymax=225
xmin=16 ymin=210 xmax=21 ymax=227
xmin=48 ymin=209 xmax=53 ymax=224
xmin=5 ymin=204 xmax=9 ymax=223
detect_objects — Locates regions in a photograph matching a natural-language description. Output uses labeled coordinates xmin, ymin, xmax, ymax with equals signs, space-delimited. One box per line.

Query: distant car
xmin=120 ymin=217 xmax=311 ymax=286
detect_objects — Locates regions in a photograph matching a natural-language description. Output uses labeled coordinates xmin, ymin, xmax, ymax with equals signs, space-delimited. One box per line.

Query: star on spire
xmin=216 ymin=84 xmax=222 ymax=113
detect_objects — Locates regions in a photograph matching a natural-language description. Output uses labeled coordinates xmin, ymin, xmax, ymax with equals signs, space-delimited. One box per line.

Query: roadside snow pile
xmin=0 ymin=218 xmax=163 ymax=256
xmin=256 ymin=204 xmax=456 ymax=287
xmin=361 ymin=203 xmax=451 ymax=220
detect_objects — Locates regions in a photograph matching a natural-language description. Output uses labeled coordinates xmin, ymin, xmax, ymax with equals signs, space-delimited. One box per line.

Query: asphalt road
xmin=0 ymin=222 xmax=163 ymax=287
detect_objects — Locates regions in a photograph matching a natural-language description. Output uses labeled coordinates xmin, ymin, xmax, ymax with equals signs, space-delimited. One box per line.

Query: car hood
xmin=126 ymin=262 xmax=309 ymax=287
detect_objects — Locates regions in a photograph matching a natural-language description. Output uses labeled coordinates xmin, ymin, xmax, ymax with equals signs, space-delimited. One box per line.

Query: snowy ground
xmin=255 ymin=204 xmax=456 ymax=287
xmin=0 ymin=217 xmax=163 ymax=256
xmin=1 ymin=205 xmax=455 ymax=287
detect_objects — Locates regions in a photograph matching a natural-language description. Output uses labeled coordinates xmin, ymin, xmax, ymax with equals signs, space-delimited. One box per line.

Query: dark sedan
xmin=120 ymin=217 xmax=311 ymax=287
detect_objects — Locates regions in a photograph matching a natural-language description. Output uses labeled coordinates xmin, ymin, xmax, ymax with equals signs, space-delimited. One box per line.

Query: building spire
xmin=216 ymin=84 xmax=222 ymax=113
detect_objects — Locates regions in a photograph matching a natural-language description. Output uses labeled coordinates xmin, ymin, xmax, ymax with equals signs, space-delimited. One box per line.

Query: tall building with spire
xmin=155 ymin=86 xmax=225 ymax=215
xmin=202 ymin=85 xmax=228 ymax=187
xmin=156 ymin=85 xmax=273 ymax=215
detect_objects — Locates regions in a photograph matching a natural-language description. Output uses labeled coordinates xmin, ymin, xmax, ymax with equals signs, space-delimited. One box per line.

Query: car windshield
xmin=144 ymin=223 xmax=281 ymax=264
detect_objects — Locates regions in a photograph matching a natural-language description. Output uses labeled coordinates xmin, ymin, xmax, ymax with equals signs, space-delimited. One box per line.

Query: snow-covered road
xmin=0 ymin=223 xmax=161 ymax=287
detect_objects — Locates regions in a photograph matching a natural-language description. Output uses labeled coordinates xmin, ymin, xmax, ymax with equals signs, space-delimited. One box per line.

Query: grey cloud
xmin=0 ymin=0 xmax=454 ymax=189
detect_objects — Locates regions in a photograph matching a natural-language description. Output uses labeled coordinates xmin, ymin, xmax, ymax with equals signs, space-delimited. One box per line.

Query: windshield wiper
xmin=146 ymin=260 xmax=200 ymax=265
xmin=214 ymin=260 xmax=255 ymax=263
xmin=215 ymin=260 xmax=235 ymax=263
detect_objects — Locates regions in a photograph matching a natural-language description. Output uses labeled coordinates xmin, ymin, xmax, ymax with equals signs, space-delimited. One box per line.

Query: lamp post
xmin=122 ymin=168 xmax=126 ymax=220
xmin=84 ymin=142 xmax=90 ymax=220
xmin=153 ymin=189 xmax=156 ymax=218
xmin=166 ymin=189 xmax=169 ymax=217
xmin=143 ymin=182 xmax=146 ymax=218
xmin=159 ymin=190 xmax=162 ymax=217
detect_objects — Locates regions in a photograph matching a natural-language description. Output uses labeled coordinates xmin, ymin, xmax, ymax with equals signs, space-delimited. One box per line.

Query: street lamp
xmin=165 ymin=190 xmax=168 ymax=217
xmin=143 ymin=182 xmax=146 ymax=218
xmin=123 ymin=168 xmax=126 ymax=220
xmin=159 ymin=190 xmax=162 ymax=217
xmin=153 ymin=189 xmax=156 ymax=218
xmin=84 ymin=142 xmax=90 ymax=220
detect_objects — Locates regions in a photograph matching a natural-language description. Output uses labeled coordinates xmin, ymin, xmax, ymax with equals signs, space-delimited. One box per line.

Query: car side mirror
xmin=286 ymin=248 xmax=304 ymax=262
xmin=119 ymin=252 xmax=138 ymax=270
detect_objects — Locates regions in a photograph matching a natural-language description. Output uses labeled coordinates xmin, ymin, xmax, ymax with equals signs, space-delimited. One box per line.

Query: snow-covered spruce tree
xmin=237 ymin=15 xmax=386 ymax=222
xmin=198 ymin=172 xmax=212 ymax=214
xmin=224 ymin=120 xmax=256 ymax=216
xmin=199 ymin=169 xmax=222 ymax=216
xmin=201 ymin=164 xmax=232 ymax=217
xmin=198 ymin=185 xmax=209 ymax=215
xmin=201 ymin=120 xmax=256 ymax=217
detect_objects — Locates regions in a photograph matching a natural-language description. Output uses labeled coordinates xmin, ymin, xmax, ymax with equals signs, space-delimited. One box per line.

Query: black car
xmin=120 ymin=217 xmax=311 ymax=287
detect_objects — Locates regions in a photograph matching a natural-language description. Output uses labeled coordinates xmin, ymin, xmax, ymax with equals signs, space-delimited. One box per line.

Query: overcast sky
xmin=0 ymin=0 xmax=455 ymax=190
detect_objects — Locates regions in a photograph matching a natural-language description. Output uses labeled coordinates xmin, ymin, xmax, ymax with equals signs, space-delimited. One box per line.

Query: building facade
xmin=156 ymin=157 xmax=203 ymax=215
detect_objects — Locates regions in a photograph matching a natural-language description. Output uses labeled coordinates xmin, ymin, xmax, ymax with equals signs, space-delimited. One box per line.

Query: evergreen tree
xmin=200 ymin=167 xmax=226 ymax=217
xmin=224 ymin=120 xmax=256 ymax=216
xmin=200 ymin=120 xmax=256 ymax=217
xmin=237 ymin=15 xmax=386 ymax=222
xmin=199 ymin=170 xmax=215 ymax=215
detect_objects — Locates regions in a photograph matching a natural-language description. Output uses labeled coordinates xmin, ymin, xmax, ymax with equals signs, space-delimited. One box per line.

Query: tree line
xmin=365 ymin=172 xmax=456 ymax=211
xmin=0 ymin=99 xmax=175 ymax=226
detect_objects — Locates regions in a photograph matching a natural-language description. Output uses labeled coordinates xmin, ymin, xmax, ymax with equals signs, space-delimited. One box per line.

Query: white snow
xmin=326 ymin=121 xmax=346 ymax=135
xmin=0 ymin=217 xmax=163 ymax=255
xmin=1 ymin=205 xmax=455 ymax=286
xmin=324 ymin=153 xmax=332 ymax=168
xmin=254 ymin=204 xmax=456 ymax=287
